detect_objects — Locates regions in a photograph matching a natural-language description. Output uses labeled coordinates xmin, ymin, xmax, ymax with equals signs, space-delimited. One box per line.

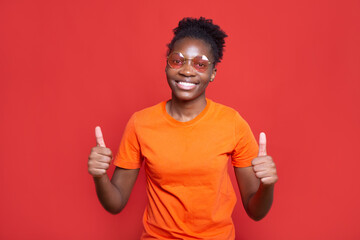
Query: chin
xmin=172 ymin=91 xmax=205 ymax=102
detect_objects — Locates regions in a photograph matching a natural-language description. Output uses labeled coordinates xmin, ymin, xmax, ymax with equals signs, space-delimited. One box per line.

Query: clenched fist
xmin=252 ymin=132 xmax=278 ymax=185
xmin=88 ymin=126 xmax=113 ymax=177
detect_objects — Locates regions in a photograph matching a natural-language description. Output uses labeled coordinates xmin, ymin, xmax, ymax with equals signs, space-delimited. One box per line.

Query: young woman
xmin=88 ymin=17 xmax=278 ymax=239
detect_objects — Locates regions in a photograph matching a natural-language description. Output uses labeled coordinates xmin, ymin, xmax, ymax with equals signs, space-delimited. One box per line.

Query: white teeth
xmin=178 ymin=81 xmax=195 ymax=86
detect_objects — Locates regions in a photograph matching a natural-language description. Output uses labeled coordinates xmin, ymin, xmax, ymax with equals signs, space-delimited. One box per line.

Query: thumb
xmin=95 ymin=126 xmax=106 ymax=147
xmin=258 ymin=132 xmax=267 ymax=156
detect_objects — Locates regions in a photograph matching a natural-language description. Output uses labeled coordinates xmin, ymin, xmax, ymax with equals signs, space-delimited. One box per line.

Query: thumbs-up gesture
xmin=88 ymin=126 xmax=113 ymax=177
xmin=251 ymin=132 xmax=278 ymax=186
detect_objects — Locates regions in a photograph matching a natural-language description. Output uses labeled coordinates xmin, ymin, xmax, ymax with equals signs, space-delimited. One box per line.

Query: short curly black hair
xmin=167 ymin=17 xmax=228 ymax=65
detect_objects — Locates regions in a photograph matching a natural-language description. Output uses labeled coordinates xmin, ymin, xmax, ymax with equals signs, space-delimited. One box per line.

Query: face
xmin=165 ymin=38 xmax=216 ymax=102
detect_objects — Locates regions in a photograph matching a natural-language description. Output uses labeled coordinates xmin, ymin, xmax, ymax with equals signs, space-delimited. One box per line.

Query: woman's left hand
xmin=251 ymin=132 xmax=278 ymax=186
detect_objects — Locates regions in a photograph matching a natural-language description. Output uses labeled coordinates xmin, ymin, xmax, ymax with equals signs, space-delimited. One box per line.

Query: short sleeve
xmin=113 ymin=113 xmax=142 ymax=169
xmin=231 ymin=112 xmax=259 ymax=167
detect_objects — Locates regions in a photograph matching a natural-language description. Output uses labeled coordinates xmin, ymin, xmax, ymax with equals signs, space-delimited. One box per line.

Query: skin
xmin=88 ymin=126 xmax=139 ymax=214
xmin=88 ymin=38 xmax=278 ymax=220
xmin=235 ymin=132 xmax=278 ymax=221
xmin=165 ymin=38 xmax=216 ymax=122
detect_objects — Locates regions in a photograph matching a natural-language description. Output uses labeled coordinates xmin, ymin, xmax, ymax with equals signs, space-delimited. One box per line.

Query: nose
xmin=179 ymin=60 xmax=196 ymax=76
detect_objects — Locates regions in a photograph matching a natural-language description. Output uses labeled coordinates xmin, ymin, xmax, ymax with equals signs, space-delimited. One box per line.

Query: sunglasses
xmin=167 ymin=52 xmax=212 ymax=73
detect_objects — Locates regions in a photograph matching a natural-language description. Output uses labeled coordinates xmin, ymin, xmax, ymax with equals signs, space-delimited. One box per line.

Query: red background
xmin=1 ymin=0 xmax=359 ymax=239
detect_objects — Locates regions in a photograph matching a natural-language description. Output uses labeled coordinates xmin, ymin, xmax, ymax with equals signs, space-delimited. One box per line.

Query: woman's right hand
xmin=88 ymin=126 xmax=113 ymax=177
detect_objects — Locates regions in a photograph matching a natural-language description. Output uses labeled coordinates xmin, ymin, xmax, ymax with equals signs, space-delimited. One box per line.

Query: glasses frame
xmin=167 ymin=52 xmax=213 ymax=72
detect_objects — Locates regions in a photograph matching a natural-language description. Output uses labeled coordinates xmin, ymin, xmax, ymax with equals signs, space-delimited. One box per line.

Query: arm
xmin=93 ymin=167 xmax=139 ymax=214
xmin=88 ymin=126 xmax=140 ymax=214
xmin=234 ymin=166 xmax=275 ymax=221
xmin=234 ymin=132 xmax=278 ymax=221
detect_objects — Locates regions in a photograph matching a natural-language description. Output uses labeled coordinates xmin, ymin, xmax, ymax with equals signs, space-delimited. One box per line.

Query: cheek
xmin=165 ymin=66 xmax=173 ymax=77
xmin=165 ymin=69 xmax=171 ymax=81
xmin=165 ymin=68 xmax=179 ymax=83
xmin=200 ymin=72 xmax=212 ymax=82
xmin=165 ymin=72 xmax=173 ymax=83
xmin=165 ymin=71 xmax=176 ymax=88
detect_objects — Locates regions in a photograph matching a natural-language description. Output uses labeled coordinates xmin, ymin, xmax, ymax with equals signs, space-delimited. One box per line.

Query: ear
xmin=210 ymin=67 xmax=217 ymax=82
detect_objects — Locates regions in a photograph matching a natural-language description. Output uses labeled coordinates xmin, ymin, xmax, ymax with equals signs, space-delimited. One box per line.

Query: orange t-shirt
xmin=113 ymin=99 xmax=258 ymax=239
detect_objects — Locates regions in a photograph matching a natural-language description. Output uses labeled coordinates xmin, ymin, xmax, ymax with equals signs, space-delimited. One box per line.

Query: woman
xmin=88 ymin=17 xmax=278 ymax=239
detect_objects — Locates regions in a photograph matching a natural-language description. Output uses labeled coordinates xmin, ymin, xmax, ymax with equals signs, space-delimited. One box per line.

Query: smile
xmin=175 ymin=81 xmax=197 ymax=90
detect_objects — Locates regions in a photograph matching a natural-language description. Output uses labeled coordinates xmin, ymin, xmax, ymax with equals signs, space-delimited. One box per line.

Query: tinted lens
xmin=168 ymin=53 xmax=184 ymax=69
xmin=192 ymin=56 xmax=210 ymax=72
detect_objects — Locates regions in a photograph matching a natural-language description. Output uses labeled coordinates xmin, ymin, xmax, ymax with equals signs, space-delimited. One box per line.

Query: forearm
xmin=93 ymin=175 xmax=124 ymax=214
xmin=246 ymin=183 xmax=274 ymax=221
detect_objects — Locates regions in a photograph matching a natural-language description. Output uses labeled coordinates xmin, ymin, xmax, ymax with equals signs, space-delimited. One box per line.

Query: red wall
xmin=1 ymin=0 xmax=359 ymax=239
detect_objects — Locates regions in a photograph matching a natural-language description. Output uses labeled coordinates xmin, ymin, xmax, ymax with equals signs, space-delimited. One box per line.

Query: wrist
xmin=259 ymin=182 xmax=275 ymax=191
xmin=93 ymin=174 xmax=109 ymax=183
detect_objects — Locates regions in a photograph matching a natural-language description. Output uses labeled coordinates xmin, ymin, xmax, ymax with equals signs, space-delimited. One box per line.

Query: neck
xmin=166 ymin=96 xmax=207 ymax=122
